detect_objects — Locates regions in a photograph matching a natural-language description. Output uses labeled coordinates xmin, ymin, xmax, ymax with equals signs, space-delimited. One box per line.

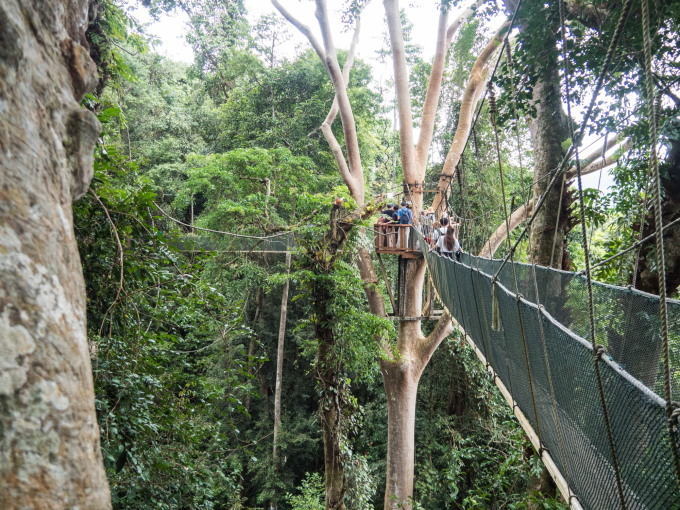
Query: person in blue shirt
xmin=397 ymin=201 xmax=412 ymax=223
xmin=396 ymin=201 xmax=412 ymax=248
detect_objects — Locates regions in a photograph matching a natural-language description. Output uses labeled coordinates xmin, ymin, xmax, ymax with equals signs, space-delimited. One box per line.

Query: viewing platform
xmin=373 ymin=224 xmax=422 ymax=258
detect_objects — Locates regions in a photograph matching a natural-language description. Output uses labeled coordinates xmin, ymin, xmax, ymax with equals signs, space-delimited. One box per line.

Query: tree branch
xmin=384 ymin=0 xmax=417 ymax=190
xmin=418 ymin=310 xmax=454 ymax=370
xmin=479 ymin=199 xmax=534 ymax=258
xmin=431 ymin=21 xmax=510 ymax=215
xmin=314 ymin=0 xmax=365 ymax=202
xmin=565 ymin=138 xmax=631 ymax=180
xmin=416 ymin=0 xmax=486 ymax=173
xmin=271 ymin=0 xmax=326 ymax=60
xmin=319 ymin=15 xmax=363 ymax=199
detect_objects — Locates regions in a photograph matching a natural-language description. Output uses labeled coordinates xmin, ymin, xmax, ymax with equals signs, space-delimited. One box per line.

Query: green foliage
xmin=285 ymin=472 xmax=325 ymax=510
xmin=174 ymin=148 xmax=327 ymax=233
xmin=76 ymin=104 xmax=264 ymax=508
xmin=88 ymin=0 xmax=149 ymax=92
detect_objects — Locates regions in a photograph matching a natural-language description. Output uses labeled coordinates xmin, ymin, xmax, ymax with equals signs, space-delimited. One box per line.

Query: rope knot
xmin=595 ymin=345 xmax=607 ymax=360
xmin=669 ymin=402 xmax=680 ymax=426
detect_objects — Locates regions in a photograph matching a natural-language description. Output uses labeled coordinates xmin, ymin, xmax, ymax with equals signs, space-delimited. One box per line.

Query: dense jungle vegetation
xmin=74 ymin=0 xmax=679 ymax=508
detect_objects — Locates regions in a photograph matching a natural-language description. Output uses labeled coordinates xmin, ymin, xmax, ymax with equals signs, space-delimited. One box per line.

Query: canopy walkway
xmin=417 ymin=230 xmax=680 ymax=509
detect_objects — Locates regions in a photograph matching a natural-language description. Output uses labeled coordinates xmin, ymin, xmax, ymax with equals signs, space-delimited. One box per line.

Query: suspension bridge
xmin=416 ymin=228 xmax=680 ymax=509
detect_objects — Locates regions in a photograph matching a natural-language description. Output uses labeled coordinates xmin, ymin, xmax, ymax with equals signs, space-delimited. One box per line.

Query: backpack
xmin=398 ymin=207 xmax=412 ymax=225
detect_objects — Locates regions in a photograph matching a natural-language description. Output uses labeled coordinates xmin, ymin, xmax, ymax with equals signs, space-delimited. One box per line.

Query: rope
xmin=640 ymin=0 xmax=680 ymax=485
xmin=558 ymin=0 xmax=627 ymax=505
xmin=154 ymin=203 xmax=296 ymax=240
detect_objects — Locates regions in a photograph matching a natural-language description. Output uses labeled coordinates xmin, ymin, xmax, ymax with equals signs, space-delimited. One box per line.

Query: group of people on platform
xmin=379 ymin=201 xmax=413 ymax=225
xmin=377 ymin=202 xmax=462 ymax=261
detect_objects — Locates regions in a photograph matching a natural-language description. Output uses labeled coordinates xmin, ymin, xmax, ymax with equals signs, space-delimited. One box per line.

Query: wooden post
xmin=190 ymin=195 xmax=194 ymax=234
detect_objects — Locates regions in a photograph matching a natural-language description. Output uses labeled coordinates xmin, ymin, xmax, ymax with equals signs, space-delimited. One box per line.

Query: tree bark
xmin=0 ymin=0 xmax=110 ymax=508
xmin=526 ymin=30 xmax=571 ymax=268
xmin=635 ymin=141 xmax=680 ymax=296
xmin=381 ymin=361 xmax=420 ymax=509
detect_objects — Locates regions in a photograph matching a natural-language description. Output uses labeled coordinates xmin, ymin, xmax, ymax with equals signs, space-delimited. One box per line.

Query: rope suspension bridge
xmin=419 ymin=232 xmax=679 ymax=509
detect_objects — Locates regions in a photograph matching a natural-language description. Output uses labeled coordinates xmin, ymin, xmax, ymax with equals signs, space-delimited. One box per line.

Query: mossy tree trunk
xmin=0 ymin=0 xmax=109 ymax=507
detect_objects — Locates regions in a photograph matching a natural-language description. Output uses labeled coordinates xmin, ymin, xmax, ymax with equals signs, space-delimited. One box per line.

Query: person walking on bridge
xmin=441 ymin=226 xmax=462 ymax=261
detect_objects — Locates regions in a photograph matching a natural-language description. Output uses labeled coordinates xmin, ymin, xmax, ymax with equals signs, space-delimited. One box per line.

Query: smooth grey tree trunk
xmin=271 ymin=251 xmax=292 ymax=510
xmin=0 ymin=0 xmax=110 ymax=508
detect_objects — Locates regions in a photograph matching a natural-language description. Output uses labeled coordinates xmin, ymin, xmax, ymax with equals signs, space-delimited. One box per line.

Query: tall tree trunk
xmin=318 ymin=325 xmax=346 ymax=510
xmin=526 ymin=33 xmax=571 ymax=268
xmin=271 ymin=252 xmax=292 ymax=509
xmin=0 ymin=0 xmax=110 ymax=507
xmin=380 ymin=259 xmax=453 ymax=509
xmin=621 ymin=137 xmax=680 ymax=388
xmin=635 ymin=139 xmax=680 ymax=296
xmin=381 ymin=362 xmax=420 ymax=509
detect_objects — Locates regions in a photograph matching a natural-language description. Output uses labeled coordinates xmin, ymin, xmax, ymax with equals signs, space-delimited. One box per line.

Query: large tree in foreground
xmin=0 ymin=0 xmax=110 ymax=507
xmin=272 ymin=0 xmax=504 ymax=507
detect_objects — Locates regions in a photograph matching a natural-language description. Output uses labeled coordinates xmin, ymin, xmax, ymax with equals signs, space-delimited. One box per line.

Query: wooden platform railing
xmin=373 ymin=224 xmax=421 ymax=257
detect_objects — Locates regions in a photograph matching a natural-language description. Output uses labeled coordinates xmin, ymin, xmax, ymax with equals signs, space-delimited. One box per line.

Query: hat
xmin=401 ymin=201 xmax=407 ymax=206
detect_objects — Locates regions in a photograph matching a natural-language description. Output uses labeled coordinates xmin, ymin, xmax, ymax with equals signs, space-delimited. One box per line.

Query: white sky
xmin=131 ymin=0 xmax=615 ymax=191
xmin=134 ymin=1 xmax=455 ymax=73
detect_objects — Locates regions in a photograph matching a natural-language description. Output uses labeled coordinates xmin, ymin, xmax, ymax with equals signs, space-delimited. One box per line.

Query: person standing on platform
xmin=396 ymin=201 xmax=413 ymax=249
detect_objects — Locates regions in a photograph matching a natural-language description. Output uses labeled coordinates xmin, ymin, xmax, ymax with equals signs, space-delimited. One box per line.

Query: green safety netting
xmin=417 ymin=230 xmax=680 ymax=509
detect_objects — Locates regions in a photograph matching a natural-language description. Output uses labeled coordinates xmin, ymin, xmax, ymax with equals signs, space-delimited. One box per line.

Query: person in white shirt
xmin=439 ymin=225 xmax=462 ymax=260
xmin=430 ymin=216 xmax=449 ymax=254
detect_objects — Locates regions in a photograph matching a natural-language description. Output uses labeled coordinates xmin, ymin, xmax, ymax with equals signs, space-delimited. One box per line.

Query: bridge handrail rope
xmin=417 ymin=228 xmax=680 ymax=508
